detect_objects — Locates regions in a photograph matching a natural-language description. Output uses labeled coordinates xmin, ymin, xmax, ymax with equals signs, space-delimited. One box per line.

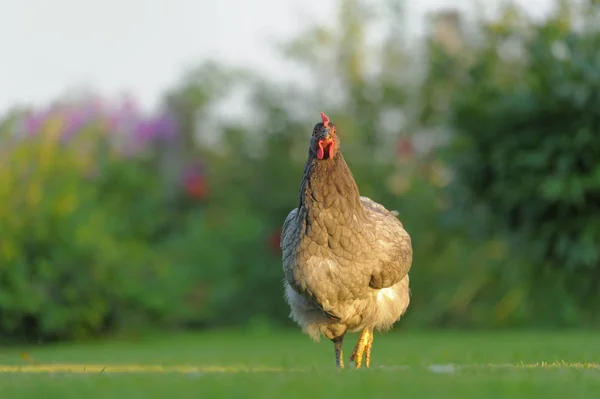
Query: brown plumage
xmin=281 ymin=112 xmax=413 ymax=369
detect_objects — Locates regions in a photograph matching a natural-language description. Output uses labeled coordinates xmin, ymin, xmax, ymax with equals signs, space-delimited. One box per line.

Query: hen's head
xmin=310 ymin=112 xmax=339 ymax=160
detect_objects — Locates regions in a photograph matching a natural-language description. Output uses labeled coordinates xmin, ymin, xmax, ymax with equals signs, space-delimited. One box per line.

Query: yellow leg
xmin=365 ymin=330 xmax=374 ymax=368
xmin=334 ymin=336 xmax=344 ymax=369
xmin=350 ymin=328 xmax=372 ymax=369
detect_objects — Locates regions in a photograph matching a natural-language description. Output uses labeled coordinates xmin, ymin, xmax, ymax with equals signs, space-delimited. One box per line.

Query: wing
xmin=280 ymin=208 xmax=341 ymax=321
xmin=280 ymin=207 xmax=300 ymax=284
xmin=360 ymin=196 xmax=400 ymax=219
xmin=360 ymin=196 xmax=412 ymax=290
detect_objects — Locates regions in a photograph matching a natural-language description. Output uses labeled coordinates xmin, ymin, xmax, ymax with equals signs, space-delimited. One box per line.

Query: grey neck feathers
xmin=299 ymin=151 xmax=363 ymax=213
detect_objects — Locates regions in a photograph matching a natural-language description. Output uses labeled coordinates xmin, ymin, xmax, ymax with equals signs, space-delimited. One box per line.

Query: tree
xmin=443 ymin=1 xmax=600 ymax=321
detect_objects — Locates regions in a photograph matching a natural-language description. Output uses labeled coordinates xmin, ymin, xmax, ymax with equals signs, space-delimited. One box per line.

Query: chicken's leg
xmin=333 ymin=336 xmax=345 ymax=369
xmin=365 ymin=329 xmax=374 ymax=368
xmin=350 ymin=328 xmax=373 ymax=369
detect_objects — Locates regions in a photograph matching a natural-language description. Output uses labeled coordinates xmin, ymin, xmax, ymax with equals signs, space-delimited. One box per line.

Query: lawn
xmin=0 ymin=329 xmax=598 ymax=398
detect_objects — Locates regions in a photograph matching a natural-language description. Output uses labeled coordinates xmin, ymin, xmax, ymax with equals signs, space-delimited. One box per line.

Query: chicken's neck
xmin=299 ymin=151 xmax=364 ymax=214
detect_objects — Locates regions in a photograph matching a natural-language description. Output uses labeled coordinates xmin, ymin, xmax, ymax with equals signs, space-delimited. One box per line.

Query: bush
xmin=0 ymin=100 xmax=199 ymax=340
xmin=445 ymin=5 xmax=600 ymax=322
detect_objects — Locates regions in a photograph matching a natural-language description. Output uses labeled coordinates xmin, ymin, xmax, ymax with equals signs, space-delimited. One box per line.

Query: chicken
xmin=281 ymin=112 xmax=412 ymax=369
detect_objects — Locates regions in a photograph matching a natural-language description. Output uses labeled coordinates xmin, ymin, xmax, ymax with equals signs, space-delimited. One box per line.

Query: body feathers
xmin=281 ymin=149 xmax=412 ymax=341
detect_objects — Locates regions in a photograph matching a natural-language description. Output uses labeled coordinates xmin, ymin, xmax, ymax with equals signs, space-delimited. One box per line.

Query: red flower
xmin=185 ymin=175 xmax=207 ymax=200
xmin=183 ymin=162 xmax=208 ymax=200
xmin=397 ymin=136 xmax=414 ymax=158
xmin=268 ymin=229 xmax=283 ymax=254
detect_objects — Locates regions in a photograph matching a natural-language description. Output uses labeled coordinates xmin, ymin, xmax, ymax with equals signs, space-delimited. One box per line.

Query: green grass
xmin=0 ymin=329 xmax=599 ymax=398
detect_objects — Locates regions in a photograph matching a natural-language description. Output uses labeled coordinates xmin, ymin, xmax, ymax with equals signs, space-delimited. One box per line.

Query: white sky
xmin=0 ymin=0 xmax=554 ymax=114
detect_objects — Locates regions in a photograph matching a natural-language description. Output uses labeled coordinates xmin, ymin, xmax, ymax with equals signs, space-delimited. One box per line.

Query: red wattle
xmin=317 ymin=141 xmax=325 ymax=159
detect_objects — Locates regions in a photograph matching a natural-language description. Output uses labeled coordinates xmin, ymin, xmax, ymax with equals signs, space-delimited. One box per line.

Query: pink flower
xmin=24 ymin=112 xmax=45 ymax=135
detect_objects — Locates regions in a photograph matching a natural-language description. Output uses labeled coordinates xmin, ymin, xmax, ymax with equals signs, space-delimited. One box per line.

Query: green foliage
xmin=0 ymin=122 xmax=194 ymax=340
xmin=440 ymin=3 xmax=600 ymax=320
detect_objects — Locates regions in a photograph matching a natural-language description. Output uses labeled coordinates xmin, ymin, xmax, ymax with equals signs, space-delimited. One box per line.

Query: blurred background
xmin=1 ymin=0 xmax=599 ymax=342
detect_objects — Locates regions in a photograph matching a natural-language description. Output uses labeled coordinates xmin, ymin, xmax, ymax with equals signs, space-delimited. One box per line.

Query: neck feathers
xmin=299 ymin=152 xmax=363 ymax=212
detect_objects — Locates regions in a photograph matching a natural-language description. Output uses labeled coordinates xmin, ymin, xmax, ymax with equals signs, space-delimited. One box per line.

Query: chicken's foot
xmin=350 ymin=328 xmax=373 ymax=369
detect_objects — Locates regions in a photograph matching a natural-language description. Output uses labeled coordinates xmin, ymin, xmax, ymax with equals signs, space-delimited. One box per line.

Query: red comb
xmin=320 ymin=112 xmax=330 ymax=127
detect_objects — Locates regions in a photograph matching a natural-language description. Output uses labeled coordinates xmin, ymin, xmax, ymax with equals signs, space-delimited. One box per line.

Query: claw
xmin=350 ymin=328 xmax=372 ymax=369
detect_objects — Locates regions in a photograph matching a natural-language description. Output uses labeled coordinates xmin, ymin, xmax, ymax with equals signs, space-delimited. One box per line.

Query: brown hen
xmin=281 ymin=112 xmax=413 ymax=369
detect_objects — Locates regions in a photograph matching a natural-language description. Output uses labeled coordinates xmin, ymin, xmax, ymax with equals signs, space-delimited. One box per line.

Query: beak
xmin=318 ymin=127 xmax=332 ymax=141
